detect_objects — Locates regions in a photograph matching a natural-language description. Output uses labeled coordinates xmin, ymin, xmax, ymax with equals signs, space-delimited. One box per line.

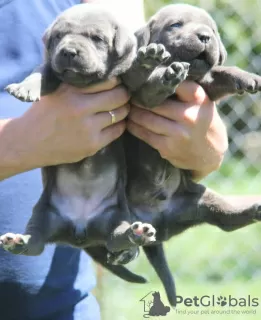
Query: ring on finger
xmin=109 ymin=110 xmax=116 ymax=124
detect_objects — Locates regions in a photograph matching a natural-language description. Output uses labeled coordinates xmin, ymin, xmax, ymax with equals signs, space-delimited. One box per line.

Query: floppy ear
xmin=113 ymin=26 xmax=136 ymax=58
xmin=217 ymin=33 xmax=227 ymax=65
xmin=110 ymin=26 xmax=137 ymax=76
xmin=134 ymin=23 xmax=151 ymax=48
xmin=42 ymin=25 xmax=52 ymax=47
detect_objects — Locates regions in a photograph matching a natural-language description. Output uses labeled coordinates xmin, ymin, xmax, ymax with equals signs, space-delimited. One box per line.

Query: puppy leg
xmin=132 ymin=62 xmax=189 ymax=108
xmin=5 ymin=63 xmax=61 ymax=102
xmin=197 ymin=187 xmax=261 ymax=231
xmin=0 ymin=190 xmax=63 ymax=255
xmin=164 ymin=185 xmax=261 ymax=239
xmin=199 ymin=66 xmax=261 ymax=101
xmin=122 ymin=43 xmax=170 ymax=92
xmin=85 ymin=246 xmax=147 ymax=283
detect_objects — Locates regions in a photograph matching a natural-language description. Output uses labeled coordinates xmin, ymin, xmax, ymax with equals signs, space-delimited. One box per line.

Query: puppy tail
xmin=143 ymin=244 xmax=176 ymax=307
xmin=84 ymin=246 xmax=147 ymax=284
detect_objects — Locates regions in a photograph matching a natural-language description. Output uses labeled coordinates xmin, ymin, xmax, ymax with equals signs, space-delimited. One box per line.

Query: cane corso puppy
xmin=121 ymin=4 xmax=261 ymax=306
xmin=1 ymin=4 xmax=156 ymax=284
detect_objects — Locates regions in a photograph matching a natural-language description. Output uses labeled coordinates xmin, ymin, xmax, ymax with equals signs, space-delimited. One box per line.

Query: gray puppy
xmin=1 ymin=4 xmax=156 ymax=284
xmin=122 ymin=4 xmax=261 ymax=306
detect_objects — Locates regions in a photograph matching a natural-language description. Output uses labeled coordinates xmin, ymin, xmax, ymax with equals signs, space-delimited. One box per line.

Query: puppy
xmin=122 ymin=4 xmax=261 ymax=306
xmin=1 ymin=4 xmax=156 ymax=285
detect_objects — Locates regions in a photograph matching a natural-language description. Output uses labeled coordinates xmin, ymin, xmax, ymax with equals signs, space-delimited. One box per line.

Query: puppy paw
xmin=252 ymin=203 xmax=261 ymax=221
xmin=163 ymin=62 xmax=190 ymax=87
xmin=0 ymin=233 xmax=29 ymax=255
xmin=107 ymin=247 xmax=140 ymax=265
xmin=5 ymin=82 xmax=41 ymax=102
xmin=235 ymin=73 xmax=261 ymax=95
xmin=137 ymin=43 xmax=170 ymax=69
xmin=128 ymin=222 xmax=156 ymax=245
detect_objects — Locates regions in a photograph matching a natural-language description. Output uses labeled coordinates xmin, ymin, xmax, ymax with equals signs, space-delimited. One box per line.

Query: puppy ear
xmin=135 ymin=23 xmax=151 ymax=48
xmin=114 ymin=26 xmax=135 ymax=58
xmin=110 ymin=26 xmax=136 ymax=76
xmin=217 ymin=33 xmax=227 ymax=65
xmin=42 ymin=26 xmax=52 ymax=47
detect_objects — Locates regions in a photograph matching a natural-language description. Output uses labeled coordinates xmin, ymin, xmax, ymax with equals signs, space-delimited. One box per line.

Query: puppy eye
xmin=169 ymin=22 xmax=183 ymax=28
xmin=55 ymin=34 xmax=62 ymax=40
xmin=91 ymin=35 xmax=103 ymax=42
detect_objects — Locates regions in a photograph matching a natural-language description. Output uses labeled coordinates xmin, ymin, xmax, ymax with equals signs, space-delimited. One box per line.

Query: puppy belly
xmin=51 ymin=164 xmax=118 ymax=228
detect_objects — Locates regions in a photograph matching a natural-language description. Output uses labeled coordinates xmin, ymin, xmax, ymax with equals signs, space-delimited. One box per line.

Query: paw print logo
xmin=217 ymin=296 xmax=227 ymax=307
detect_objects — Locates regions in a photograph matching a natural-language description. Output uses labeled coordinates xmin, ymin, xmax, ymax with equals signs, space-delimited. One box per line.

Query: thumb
xmin=176 ymin=81 xmax=208 ymax=104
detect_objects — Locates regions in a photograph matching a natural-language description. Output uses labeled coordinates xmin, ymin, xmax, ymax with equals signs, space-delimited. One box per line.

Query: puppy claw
xmin=128 ymin=222 xmax=156 ymax=245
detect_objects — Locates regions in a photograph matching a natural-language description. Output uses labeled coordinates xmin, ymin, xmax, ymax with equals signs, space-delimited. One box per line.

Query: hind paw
xmin=137 ymin=43 xmax=170 ymax=69
xmin=0 ymin=233 xmax=30 ymax=254
xmin=128 ymin=222 xmax=156 ymax=245
xmin=107 ymin=247 xmax=140 ymax=265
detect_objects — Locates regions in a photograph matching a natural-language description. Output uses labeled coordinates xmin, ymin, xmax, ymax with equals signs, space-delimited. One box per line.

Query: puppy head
xmin=136 ymin=4 xmax=227 ymax=77
xmin=43 ymin=4 xmax=136 ymax=87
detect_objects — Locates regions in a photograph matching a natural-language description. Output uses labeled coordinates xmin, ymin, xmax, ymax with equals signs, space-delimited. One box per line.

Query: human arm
xmin=0 ymin=79 xmax=129 ymax=181
xmin=127 ymin=81 xmax=228 ymax=181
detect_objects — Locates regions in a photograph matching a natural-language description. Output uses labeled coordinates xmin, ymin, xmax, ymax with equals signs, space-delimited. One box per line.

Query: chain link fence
xmin=100 ymin=1 xmax=261 ymax=318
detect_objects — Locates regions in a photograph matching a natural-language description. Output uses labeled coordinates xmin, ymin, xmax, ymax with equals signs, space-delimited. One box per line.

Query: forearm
xmin=0 ymin=117 xmax=42 ymax=181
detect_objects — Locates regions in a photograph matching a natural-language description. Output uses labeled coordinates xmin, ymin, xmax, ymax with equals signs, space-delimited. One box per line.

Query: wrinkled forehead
xmin=52 ymin=4 xmax=117 ymax=36
xmin=153 ymin=5 xmax=217 ymax=30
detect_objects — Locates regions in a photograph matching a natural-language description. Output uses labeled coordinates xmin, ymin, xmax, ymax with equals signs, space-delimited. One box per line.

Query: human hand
xmin=15 ymin=78 xmax=129 ymax=168
xmin=127 ymin=81 xmax=228 ymax=181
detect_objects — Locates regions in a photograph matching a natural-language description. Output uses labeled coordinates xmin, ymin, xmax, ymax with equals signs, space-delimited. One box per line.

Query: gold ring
xmin=109 ymin=110 xmax=116 ymax=124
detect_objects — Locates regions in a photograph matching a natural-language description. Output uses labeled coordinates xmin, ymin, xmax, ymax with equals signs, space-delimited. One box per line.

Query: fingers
xmin=134 ymin=101 xmax=190 ymax=123
xmin=79 ymin=77 xmax=122 ymax=93
xmin=96 ymin=104 xmax=130 ymax=129
xmin=128 ymin=106 xmax=183 ymax=136
xmin=175 ymin=81 xmax=209 ymax=104
xmin=127 ymin=120 xmax=165 ymax=151
xmin=85 ymin=85 xmax=130 ymax=113
xmin=99 ymin=120 xmax=126 ymax=149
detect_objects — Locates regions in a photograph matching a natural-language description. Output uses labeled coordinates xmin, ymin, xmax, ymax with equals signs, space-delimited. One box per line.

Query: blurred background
xmin=96 ymin=0 xmax=261 ymax=318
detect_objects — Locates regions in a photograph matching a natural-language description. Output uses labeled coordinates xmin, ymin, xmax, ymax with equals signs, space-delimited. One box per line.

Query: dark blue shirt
xmin=0 ymin=1 xmax=100 ymax=319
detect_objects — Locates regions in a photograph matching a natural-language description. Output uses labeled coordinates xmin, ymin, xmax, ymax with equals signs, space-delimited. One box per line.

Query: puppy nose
xmin=61 ymin=47 xmax=77 ymax=58
xmin=197 ymin=32 xmax=211 ymax=44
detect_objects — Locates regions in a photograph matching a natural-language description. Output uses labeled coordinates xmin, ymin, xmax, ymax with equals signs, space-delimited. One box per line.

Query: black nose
xmin=197 ymin=32 xmax=211 ymax=44
xmin=61 ymin=47 xmax=77 ymax=59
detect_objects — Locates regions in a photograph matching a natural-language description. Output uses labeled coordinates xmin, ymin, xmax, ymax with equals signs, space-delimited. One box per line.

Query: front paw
xmin=0 ymin=233 xmax=30 ymax=255
xmin=137 ymin=43 xmax=170 ymax=69
xmin=128 ymin=222 xmax=156 ymax=245
xmin=235 ymin=73 xmax=261 ymax=95
xmin=5 ymin=82 xmax=41 ymax=102
xmin=163 ymin=62 xmax=190 ymax=87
